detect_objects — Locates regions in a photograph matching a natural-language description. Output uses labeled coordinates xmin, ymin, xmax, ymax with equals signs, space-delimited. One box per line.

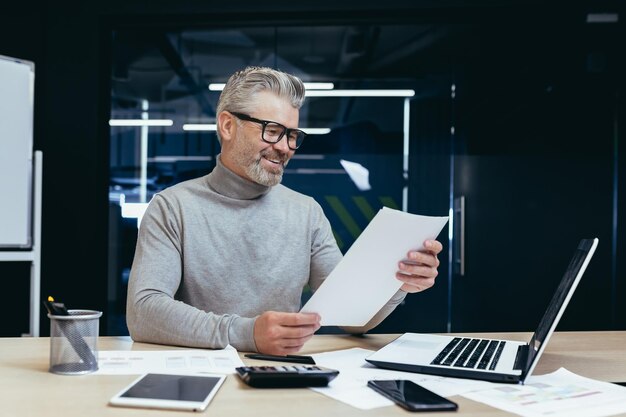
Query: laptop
xmin=366 ymin=238 xmax=598 ymax=384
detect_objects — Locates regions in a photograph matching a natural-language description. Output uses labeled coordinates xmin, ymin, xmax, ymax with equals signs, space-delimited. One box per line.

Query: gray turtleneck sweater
xmin=126 ymin=156 xmax=406 ymax=351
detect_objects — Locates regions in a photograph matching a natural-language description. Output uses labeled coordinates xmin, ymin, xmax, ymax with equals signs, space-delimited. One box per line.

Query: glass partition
xmin=108 ymin=24 xmax=455 ymax=335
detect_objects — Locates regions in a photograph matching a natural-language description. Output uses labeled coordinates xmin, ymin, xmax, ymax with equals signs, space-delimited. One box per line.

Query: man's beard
xmin=245 ymin=153 xmax=287 ymax=186
xmin=233 ymin=132 xmax=290 ymax=186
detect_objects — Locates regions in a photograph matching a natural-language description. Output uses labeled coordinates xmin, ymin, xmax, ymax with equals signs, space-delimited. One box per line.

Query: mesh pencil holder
xmin=48 ymin=309 xmax=102 ymax=375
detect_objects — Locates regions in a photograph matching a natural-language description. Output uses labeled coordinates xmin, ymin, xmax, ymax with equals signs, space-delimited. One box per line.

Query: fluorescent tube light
xmin=148 ymin=156 xmax=213 ymax=163
xmin=303 ymin=128 xmax=331 ymax=135
xmin=183 ymin=123 xmax=328 ymax=134
xmin=304 ymin=82 xmax=334 ymax=90
xmin=305 ymin=89 xmax=415 ymax=97
xmin=183 ymin=124 xmax=217 ymax=131
xmin=208 ymin=82 xmax=335 ymax=91
xmin=109 ymin=119 xmax=173 ymax=127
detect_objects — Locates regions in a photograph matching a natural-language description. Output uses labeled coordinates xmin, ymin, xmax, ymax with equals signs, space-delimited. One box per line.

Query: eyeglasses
xmin=229 ymin=111 xmax=307 ymax=150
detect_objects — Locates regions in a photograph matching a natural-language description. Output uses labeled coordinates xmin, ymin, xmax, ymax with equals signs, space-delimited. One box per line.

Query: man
xmin=127 ymin=66 xmax=443 ymax=355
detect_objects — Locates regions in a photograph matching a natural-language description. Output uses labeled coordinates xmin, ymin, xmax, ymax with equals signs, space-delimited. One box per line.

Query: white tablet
xmin=109 ymin=373 xmax=226 ymax=412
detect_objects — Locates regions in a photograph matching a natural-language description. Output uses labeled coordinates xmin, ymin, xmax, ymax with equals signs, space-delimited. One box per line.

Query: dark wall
xmin=0 ymin=13 xmax=44 ymax=336
xmin=1 ymin=4 xmax=108 ymax=335
xmin=1 ymin=0 xmax=623 ymax=335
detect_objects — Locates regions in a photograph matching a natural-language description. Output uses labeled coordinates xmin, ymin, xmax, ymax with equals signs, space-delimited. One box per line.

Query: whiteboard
xmin=0 ymin=55 xmax=34 ymax=248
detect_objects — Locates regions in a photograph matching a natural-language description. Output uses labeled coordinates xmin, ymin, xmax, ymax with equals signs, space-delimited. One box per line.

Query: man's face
xmin=228 ymin=91 xmax=299 ymax=186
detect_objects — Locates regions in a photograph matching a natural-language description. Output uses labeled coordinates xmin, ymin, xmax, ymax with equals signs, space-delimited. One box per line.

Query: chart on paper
xmin=463 ymin=368 xmax=626 ymax=417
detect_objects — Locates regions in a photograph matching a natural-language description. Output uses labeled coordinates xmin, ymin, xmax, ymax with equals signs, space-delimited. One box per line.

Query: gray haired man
xmin=126 ymin=66 xmax=442 ymax=354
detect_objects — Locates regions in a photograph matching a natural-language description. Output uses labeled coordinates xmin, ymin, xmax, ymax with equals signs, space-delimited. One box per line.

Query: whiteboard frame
xmin=0 ymin=53 xmax=41 ymax=336
xmin=0 ymin=151 xmax=42 ymax=336
xmin=0 ymin=54 xmax=35 ymax=248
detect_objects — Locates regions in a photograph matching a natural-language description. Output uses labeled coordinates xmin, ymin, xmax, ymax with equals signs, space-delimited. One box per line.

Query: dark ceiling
xmin=110 ymin=8 xmax=624 ymax=131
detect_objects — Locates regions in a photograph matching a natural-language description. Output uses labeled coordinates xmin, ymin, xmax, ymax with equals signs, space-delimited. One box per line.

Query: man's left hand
xmin=396 ymin=239 xmax=443 ymax=293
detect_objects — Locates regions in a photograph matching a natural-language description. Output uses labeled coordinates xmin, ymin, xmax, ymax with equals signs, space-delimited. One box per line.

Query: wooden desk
xmin=2 ymin=332 xmax=625 ymax=417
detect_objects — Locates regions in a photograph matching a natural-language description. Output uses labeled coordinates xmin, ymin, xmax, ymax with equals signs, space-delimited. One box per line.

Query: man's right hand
xmin=253 ymin=311 xmax=321 ymax=355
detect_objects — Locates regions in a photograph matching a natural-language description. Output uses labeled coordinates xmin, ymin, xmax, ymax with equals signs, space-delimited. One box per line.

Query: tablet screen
xmin=120 ymin=373 xmax=222 ymax=402
xmin=110 ymin=373 xmax=226 ymax=412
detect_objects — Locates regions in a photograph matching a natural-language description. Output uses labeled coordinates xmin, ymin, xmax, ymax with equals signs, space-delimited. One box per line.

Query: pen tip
xmin=48 ymin=296 xmax=54 ymax=302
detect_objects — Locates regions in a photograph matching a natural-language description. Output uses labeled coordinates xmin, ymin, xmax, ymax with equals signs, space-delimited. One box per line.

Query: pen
xmin=44 ymin=296 xmax=70 ymax=316
xmin=244 ymin=353 xmax=316 ymax=365
xmin=43 ymin=296 xmax=98 ymax=367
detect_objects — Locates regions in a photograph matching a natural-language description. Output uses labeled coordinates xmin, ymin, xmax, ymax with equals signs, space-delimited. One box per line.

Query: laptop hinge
xmin=513 ymin=345 xmax=529 ymax=371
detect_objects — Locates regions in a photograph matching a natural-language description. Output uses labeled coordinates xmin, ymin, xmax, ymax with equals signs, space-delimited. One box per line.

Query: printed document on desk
xmin=301 ymin=207 xmax=448 ymax=326
xmin=462 ymin=368 xmax=626 ymax=417
xmin=310 ymin=347 xmax=492 ymax=410
xmin=95 ymin=346 xmax=244 ymax=375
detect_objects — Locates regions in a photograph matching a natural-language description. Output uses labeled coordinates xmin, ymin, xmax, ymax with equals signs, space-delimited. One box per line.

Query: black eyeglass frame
xmin=229 ymin=111 xmax=307 ymax=150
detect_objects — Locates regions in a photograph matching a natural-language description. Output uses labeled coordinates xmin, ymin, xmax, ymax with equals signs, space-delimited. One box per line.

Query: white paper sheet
xmin=340 ymin=159 xmax=371 ymax=191
xmin=310 ymin=348 xmax=493 ymax=410
xmin=462 ymin=368 xmax=626 ymax=417
xmin=95 ymin=346 xmax=244 ymax=375
xmin=301 ymin=207 xmax=448 ymax=326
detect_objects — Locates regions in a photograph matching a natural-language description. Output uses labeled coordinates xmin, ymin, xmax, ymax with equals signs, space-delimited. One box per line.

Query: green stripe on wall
xmin=379 ymin=196 xmax=399 ymax=210
xmin=325 ymin=195 xmax=362 ymax=240
xmin=332 ymin=229 xmax=344 ymax=250
xmin=352 ymin=196 xmax=377 ymax=221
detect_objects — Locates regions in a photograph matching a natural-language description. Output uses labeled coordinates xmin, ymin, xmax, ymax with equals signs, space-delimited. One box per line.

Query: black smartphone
xmin=367 ymin=380 xmax=458 ymax=412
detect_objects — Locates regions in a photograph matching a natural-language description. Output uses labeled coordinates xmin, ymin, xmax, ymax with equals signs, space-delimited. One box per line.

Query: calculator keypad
xmin=236 ymin=365 xmax=339 ymax=388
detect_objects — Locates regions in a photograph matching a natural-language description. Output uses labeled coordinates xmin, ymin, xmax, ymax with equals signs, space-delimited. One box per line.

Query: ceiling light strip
xmin=303 ymin=128 xmax=331 ymax=135
xmin=183 ymin=124 xmax=329 ymax=134
xmin=182 ymin=124 xmax=217 ymax=131
xmin=304 ymin=82 xmax=335 ymax=90
xmin=305 ymin=90 xmax=415 ymax=97
xmin=209 ymin=82 xmax=335 ymax=91
xmin=110 ymin=119 xmax=173 ymax=127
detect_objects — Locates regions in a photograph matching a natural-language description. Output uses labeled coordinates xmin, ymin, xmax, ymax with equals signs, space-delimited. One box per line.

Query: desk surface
xmin=2 ymin=332 xmax=625 ymax=417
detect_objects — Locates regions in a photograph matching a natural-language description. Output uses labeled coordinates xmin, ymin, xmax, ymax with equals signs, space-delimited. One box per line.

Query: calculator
xmin=235 ymin=365 xmax=339 ymax=388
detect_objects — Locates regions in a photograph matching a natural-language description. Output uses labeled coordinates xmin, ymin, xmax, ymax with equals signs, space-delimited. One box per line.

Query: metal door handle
xmin=453 ymin=196 xmax=465 ymax=276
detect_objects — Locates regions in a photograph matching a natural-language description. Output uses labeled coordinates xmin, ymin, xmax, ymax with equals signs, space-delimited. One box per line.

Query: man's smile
xmin=260 ymin=151 xmax=289 ymax=168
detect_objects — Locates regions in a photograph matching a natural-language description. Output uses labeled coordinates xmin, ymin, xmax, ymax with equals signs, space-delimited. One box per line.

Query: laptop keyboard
xmin=431 ymin=337 xmax=506 ymax=370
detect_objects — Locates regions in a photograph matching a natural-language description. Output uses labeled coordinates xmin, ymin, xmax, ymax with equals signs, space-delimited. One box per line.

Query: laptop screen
xmin=524 ymin=239 xmax=598 ymax=379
